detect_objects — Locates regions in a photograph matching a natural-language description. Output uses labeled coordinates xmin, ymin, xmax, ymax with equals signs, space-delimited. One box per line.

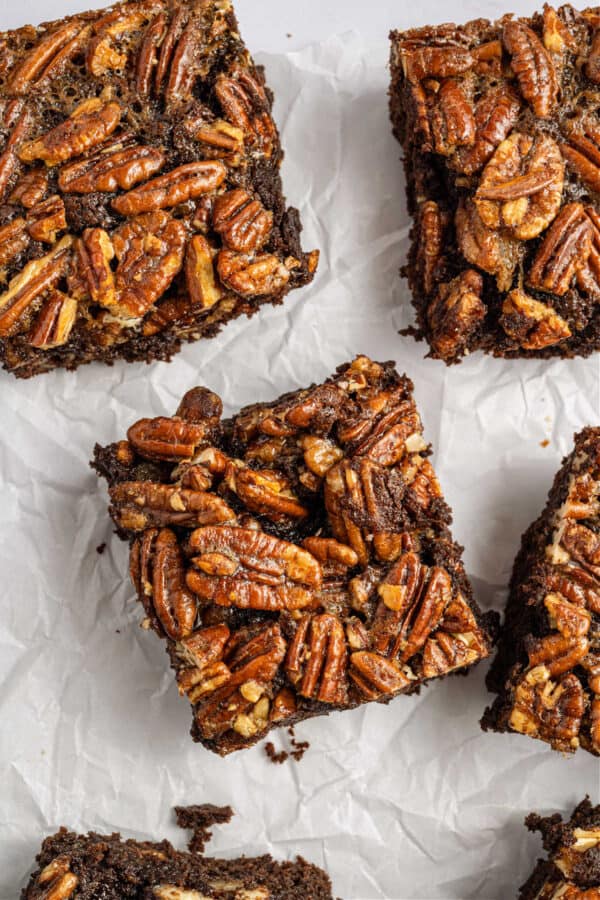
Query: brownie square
xmin=482 ymin=428 xmax=600 ymax=757
xmin=93 ymin=356 xmax=496 ymax=755
xmin=390 ymin=5 xmax=600 ymax=363
xmin=21 ymin=805 xmax=334 ymax=898
xmin=0 ymin=0 xmax=317 ymax=378
xmin=519 ymin=798 xmax=600 ymax=899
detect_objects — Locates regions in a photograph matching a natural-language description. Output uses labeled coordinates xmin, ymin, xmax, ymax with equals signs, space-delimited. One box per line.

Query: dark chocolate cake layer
xmin=0 ymin=0 xmax=317 ymax=378
xmin=519 ymin=798 xmax=600 ymax=899
xmin=482 ymin=428 xmax=600 ymax=756
xmin=21 ymin=805 xmax=333 ymax=899
xmin=390 ymin=5 xmax=600 ymax=363
xmin=93 ymin=356 xmax=496 ymax=755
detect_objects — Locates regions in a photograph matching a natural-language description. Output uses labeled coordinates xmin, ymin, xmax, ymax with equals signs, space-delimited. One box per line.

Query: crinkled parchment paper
xmin=1 ymin=13 xmax=600 ymax=900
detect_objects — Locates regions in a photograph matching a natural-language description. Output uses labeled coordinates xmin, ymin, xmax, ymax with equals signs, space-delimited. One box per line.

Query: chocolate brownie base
xmin=0 ymin=0 xmax=317 ymax=378
xmin=93 ymin=356 xmax=496 ymax=755
xmin=390 ymin=6 xmax=600 ymax=363
xmin=519 ymin=798 xmax=600 ymax=898
xmin=21 ymin=806 xmax=333 ymax=899
xmin=482 ymin=428 xmax=600 ymax=756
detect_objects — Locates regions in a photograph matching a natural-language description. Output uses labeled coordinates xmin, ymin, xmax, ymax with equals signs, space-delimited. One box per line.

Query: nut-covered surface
xmin=21 ymin=806 xmax=333 ymax=899
xmin=519 ymin=798 xmax=600 ymax=899
xmin=0 ymin=0 xmax=317 ymax=378
xmin=93 ymin=356 xmax=495 ymax=755
xmin=483 ymin=428 xmax=600 ymax=757
xmin=390 ymin=4 xmax=600 ymax=362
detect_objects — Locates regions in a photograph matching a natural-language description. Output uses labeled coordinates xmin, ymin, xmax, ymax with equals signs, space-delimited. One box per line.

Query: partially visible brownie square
xmin=0 ymin=0 xmax=317 ymax=378
xmin=93 ymin=356 xmax=496 ymax=755
xmin=390 ymin=5 xmax=600 ymax=363
xmin=519 ymin=798 xmax=600 ymax=899
xmin=482 ymin=428 xmax=600 ymax=757
xmin=21 ymin=804 xmax=334 ymax=898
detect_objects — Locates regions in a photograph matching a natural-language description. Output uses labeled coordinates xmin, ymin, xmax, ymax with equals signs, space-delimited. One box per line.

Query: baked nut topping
xmin=391 ymin=5 xmax=600 ymax=362
xmin=483 ymin=428 xmax=600 ymax=756
xmin=94 ymin=357 xmax=495 ymax=755
xmin=0 ymin=0 xmax=317 ymax=378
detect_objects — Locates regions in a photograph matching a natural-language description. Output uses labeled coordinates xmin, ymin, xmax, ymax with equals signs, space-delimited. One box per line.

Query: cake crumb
xmin=265 ymin=742 xmax=288 ymax=764
xmin=96 ymin=542 xmax=106 ymax=554
xmin=265 ymin=728 xmax=309 ymax=765
xmin=175 ymin=804 xmax=234 ymax=854
xmin=540 ymin=439 xmax=550 ymax=448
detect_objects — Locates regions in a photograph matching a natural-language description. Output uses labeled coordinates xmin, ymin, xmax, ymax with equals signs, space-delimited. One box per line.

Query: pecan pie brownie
xmin=0 ymin=0 xmax=317 ymax=378
xmin=93 ymin=356 xmax=496 ymax=755
xmin=21 ymin=805 xmax=333 ymax=898
xmin=482 ymin=428 xmax=600 ymax=756
xmin=390 ymin=5 xmax=600 ymax=363
xmin=519 ymin=798 xmax=600 ymax=899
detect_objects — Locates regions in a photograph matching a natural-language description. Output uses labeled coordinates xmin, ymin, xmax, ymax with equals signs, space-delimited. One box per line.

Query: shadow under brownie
xmin=390 ymin=4 xmax=600 ymax=363
xmin=519 ymin=798 xmax=600 ymax=899
xmin=93 ymin=356 xmax=496 ymax=755
xmin=482 ymin=428 xmax=600 ymax=757
xmin=0 ymin=0 xmax=317 ymax=378
xmin=21 ymin=804 xmax=334 ymax=899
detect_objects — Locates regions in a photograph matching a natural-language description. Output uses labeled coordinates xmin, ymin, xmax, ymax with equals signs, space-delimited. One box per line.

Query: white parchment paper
xmin=1 ymin=9 xmax=600 ymax=900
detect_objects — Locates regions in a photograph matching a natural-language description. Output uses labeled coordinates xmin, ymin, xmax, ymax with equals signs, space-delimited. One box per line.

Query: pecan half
xmin=370 ymin=551 xmax=424 ymax=655
xmin=224 ymin=461 xmax=308 ymax=522
xmin=127 ymin=417 xmax=211 ymax=462
xmin=26 ymin=195 xmax=67 ymax=244
xmin=34 ymin=854 xmax=79 ymax=899
xmin=509 ymin=668 xmax=585 ymax=750
xmin=215 ymin=69 xmax=276 ymax=155
xmin=452 ymin=84 xmax=521 ymax=175
xmin=475 ymin=133 xmax=564 ymax=240
xmin=136 ymin=12 xmax=168 ymax=95
xmin=398 ymin=566 xmax=454 ymax=662
xmin=27 ymin=291 xmax=77 ymax=349
xmin=212 ymin=189 xmax=273 ymax=253
xmin=421 ymin=630 xmax=485 ymax=678
xmin=112 ymin=161 xmax=226 ymax=216
xmin=427 ymin=269 xmax=486 ymax=361
xmin=528 ymin=203 xmax=593 ymax=295
xmin=560 ymin=117 xmax=600 ymax=194
xmin=112 ymin=211 xmax=187 ymax=319
xmin=131 ymin=527 xmax=197 ymax=639
xmin=0 ymin=218 xmax=30 ymax=269
xmin=0 ymin=109 xmax=32 ymax=202
xmin=500 ymin=289 xmax=571 ymax=350
xmin=216 ymin=249 xmax=295 ymax=298
xmin=455 ymin=200 xmax=521 ymax=292
xmin=59 ymin=143 xmax=166 ymax=194
xmin=586 ymin=29 xmax=600 ymax=83
xmin=349 ymin=650 xmax=411 ymax=699
xmin=193 ymin=119 xmax=245 ymax=158
xmin=187 ymin=526 xmax=322 ymax=612
xmin=430 ymin=77 xmax=475 ymax=157
xmin=8 ymin=165 xmax=48 ymax=209
xmin=400 ymin=44 xmax=474 ymax=82
xmin=0 ymin=235 xmax=74 ymax=336
xmin=8 ymin=22 xmax=90 ymax=93
xmin=110 ymin=482 xmax=234 ymax=531
xmin=76 ymin=228 xmax=116 ymax=309
xmin=561 ymin=523 xmax=600 ymax=578
xmin=175 ymin=624 xmax=231 ymax=703
xmin=502 ymin=20 xmax=559 ymax=117
xmin=19 ymin=99 xmax=122 ymax=166
xmin=185 ymin=234 xmax=221 ymax=309
xmin=416 ymin=200 xmax=447 ymax=295
xmin=285 ymin=613 xmax=348 ymax=704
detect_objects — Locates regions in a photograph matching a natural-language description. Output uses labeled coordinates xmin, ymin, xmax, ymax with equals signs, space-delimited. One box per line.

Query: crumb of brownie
xmin=175 ymin=803 xmax=234 ymax=854
xmin=265 ymin=741 xmax=289 ymax=764
xmin=390 ymin=5 xmax=600 ymax=363
xmin=94 ymin=355 xmax=496 ymax=756
xmin=96 ymin=542 xmax=107 ymax=554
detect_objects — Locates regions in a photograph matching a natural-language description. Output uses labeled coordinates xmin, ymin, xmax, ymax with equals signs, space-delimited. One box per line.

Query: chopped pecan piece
xmin=112 ymin=211 xmax=187 ymax=319
xmin=193 ymin=119 xmax=245 ymax=157
xmin=0 ymin=218 xmax=30 ymax=269
xmin=224 ymin=461 xmax=308 ymax=522
xmin=86 ymin=8 xmax=152 ymax=77
xmin=349 ymin=651 xmax=411 ymax=699
xmin=175 ymin=623 xmax=231 ymax=703
xmin=127 ymin=417 xmax=212 ymax=462
xmin=185 ymin=234 xmax=221 ymax=309
xmin=110 ymin=482 xmax=234 ymax=532
xmin=528 ymin=203 xmax=593 ymax=296
xmin=19 ymin=99 xmax=122 ymax=166
xmin=455 ymin=200 xmax=521 ymax=292
xmin=300 ymin=435 xmax=344 ymax=478
xmin=27 ymin=291 xmax=77 ymax=349
xmin=452 ymin=84 xmax=521 ymax=175
xmin=212 ymin=189 xmax=273 ymax=253
xmin=500 ymin=289 xmax=571 ymax=350
xmin=502 ymin=20 xmax=558 ymax=117
xmin=8 ymin=166 xmax=48 ymax=209
xmin=285 ymin=613 xmax=348 ymax=704
xmin=187 ymin=526 xmax=322 ymax=611
xmin=34 ymin=854 xmax=79 ymax=898
xmin=26 ymin=195 xmax=67 ymax=244
xmin=427 ymin=269 xmax=485 ymax=360
xmin=0 ymin=235 xmax=74 ymax=336
xmin=561 ymin=522 xmax=600 ymax=578
xmin=370 ymin=551 xmax=424 ymax=655
xmin=430 ymin=77 xmax=475 ymax=157
xmin=509 ymin=668 xmax=585 ymax=751
xmin=112 ymin=161 xmax=226 ymax=216
xmin=475 ymin=133 xmax=564 ymax=240
xmin=216 ymin=249 xmax=295 ymax=298
xmin=421 ymin=630 xmax=485 ymax=678
xmin=131 ymin=528 xmax=198 ymax=639
xmin=59 ymin=143 xmax=166 ymax=194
